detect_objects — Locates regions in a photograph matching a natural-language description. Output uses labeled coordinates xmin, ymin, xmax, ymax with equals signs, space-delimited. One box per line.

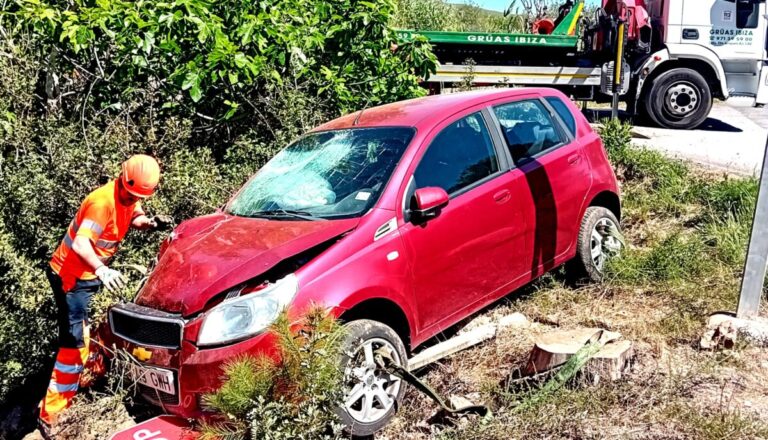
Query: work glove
xmin=149 ymin=214 xmax=175 ymax=231
xmin=95 ymin=265 xmax=127 ymax=292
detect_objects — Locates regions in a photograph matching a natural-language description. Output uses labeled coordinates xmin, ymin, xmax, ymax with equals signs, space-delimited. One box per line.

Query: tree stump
xmin=523 ymin=328 xmax=632 ymax=382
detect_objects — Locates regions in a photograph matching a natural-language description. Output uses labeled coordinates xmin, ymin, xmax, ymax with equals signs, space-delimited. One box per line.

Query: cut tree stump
xmin=523 ymin=328 xmax=632 ymax=382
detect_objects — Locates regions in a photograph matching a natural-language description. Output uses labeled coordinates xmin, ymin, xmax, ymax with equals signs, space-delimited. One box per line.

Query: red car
xmin=105 ymin=88 xmax=621 ymax=435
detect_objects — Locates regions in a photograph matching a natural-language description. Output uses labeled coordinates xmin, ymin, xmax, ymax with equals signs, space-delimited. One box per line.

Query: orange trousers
xmin=40 ymin=267 xmax=101 ymax=424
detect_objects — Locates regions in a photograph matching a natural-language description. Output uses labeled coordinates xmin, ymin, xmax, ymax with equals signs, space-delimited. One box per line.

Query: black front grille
xmin=109 ymin=303 xmax=183 ymax=349
xmin=137 ymin=382 xmax=179 ymax=406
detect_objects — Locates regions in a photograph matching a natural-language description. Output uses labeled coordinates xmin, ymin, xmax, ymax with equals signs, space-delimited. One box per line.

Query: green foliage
xmin=202 ymin=307 xmax=346 ymax=440
xmin=12 ymin=0 xmax=436 ymax=118
xmin=0 ymin=0 xmax=435 ymax=410
xmin=700 ymin=177 xmax=758 ymax=221
xmin=606 ymin=232 xmax=711 ymax=283
xmin=393 ymin=0 xmax=509 ymax=32
xmin=393 ymin=0 xmax=575 ymax=33
xmin=601 ymin=120 xmax=699 ymax=218
xmin=598 ymin=118 xmax=633 ymax=158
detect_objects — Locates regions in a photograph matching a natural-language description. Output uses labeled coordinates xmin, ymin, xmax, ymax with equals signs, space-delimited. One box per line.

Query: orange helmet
xmin=121 ymin=154 xmax=161 ymax=198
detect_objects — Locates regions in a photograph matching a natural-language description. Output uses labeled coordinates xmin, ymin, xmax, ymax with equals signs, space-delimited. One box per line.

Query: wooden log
xmin=586 ymin=340 xmax=633 ymax=383
xmin=523 ymin=328 xmax=630 ymax=381
xmin=408 ymin=324 xmax=497 ymax=371
xmin=408 ymin=313 xmax=530 ymax=371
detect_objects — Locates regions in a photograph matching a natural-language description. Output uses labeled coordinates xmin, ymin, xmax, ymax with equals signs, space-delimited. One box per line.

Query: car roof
xmin=312 ymin=88 xmax=562 ymax=132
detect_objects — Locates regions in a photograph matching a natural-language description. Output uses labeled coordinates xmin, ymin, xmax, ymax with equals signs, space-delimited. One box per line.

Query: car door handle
xmin=568 ymin=154 xmax=582 ymax=165
xmin=493 ymin=189 xmax=511 ymax=204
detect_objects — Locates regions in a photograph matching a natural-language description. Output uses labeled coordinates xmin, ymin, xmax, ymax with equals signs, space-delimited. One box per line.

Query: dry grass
xmin=380 ymin=131 xmax=768 ymax=439
xmin=49 ymin=124 xmax=768 ymax=439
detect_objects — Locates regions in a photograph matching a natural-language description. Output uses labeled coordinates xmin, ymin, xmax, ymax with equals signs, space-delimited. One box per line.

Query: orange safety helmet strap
xmin=121 ymin=154 xmax=160 ymax=198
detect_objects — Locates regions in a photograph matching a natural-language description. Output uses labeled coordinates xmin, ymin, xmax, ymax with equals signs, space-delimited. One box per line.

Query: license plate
xmin=131 ymin=364 xmax=175 ymax=395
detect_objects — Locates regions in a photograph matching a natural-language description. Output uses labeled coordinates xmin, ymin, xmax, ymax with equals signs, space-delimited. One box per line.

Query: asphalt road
xmin=630 ymin=98 xmax=768 ymax=176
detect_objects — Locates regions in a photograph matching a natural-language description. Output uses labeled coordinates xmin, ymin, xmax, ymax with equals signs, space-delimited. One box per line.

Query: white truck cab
xmin=645 ymin=0 xmax=768 ymax=106
xmin=407 ymin=0 xmax=768 ymax=129
xmin=623 ymin=0 xmax=768 ymax=128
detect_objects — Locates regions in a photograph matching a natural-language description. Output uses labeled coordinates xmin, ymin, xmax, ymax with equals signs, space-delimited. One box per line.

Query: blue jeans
xmin=46 ymin=267 xmax=101 ymax=349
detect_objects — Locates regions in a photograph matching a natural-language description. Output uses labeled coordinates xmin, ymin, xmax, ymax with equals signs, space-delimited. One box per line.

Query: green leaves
xmin=11 ymin=0 xmax=436 ymax=119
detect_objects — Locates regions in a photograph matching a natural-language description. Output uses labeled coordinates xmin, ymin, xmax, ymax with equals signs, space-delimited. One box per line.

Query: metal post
xmin=737 ymin=135 xmax=768 ymax=318
xmin=612 ymin=20 xmax=626 ymax=119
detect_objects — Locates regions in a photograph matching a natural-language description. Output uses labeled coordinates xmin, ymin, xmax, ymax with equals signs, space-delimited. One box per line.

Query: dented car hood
xmin=135 ymin=213 xmax=358 ymax=316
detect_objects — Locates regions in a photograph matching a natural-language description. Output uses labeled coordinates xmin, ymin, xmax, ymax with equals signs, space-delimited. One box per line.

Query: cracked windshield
xmin=226 ymin=127 xmax=415 ymax=219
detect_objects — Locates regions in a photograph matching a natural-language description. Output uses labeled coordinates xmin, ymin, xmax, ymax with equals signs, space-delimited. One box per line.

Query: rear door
xmin=399 ymin=109 xmax=531 ymax=333
xmin=488 ymin=96 xmax=590 ymax=278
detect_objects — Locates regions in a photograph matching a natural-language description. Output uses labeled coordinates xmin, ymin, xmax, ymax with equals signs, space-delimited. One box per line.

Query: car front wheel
xmin=339 ymin=319 xmax=407 ymax=437
xmin=571 ymin=206 xmax=623 ymax=282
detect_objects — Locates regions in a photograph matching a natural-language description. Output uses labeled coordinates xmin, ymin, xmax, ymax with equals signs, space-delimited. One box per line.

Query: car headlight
xmin=197 ymin=274 xmax=298 ymax=346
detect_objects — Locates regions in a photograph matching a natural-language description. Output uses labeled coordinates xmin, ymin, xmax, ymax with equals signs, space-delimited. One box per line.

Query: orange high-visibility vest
xmin=50 ymin=180 xmax=144 ymax=285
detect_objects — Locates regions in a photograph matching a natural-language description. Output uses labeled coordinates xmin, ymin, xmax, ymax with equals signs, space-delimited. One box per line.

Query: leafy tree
xmin=12 ymin=0 xmax=437 ymax=121
xmin=0 ymin=0 xmax=435 ymax=431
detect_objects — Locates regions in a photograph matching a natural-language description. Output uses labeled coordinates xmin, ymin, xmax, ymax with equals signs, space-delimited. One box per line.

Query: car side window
xmin=413 ymin=112 xmax=499 ymax=195
xmin=493 ymin=99 xmax=566 ymax=164
xmin=545 ymin=96 xmax=576 ymax=137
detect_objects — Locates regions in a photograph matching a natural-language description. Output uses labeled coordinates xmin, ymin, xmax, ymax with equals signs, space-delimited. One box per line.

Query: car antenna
xmin=353 ymin=98 xmax=371 ymax=126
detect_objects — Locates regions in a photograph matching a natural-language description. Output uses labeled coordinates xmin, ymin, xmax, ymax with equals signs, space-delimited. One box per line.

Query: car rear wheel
xmin=339 ymin=319 xmax=407 ymax=437
xmin=570 ymin=206 xmax=622 ymax=282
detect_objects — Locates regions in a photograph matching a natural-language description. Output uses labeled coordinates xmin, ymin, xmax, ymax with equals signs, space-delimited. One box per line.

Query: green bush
xmin=600 ymin=119 xmax=701 ymax=218
xmin=700 ymin=177 xmax=758 ymax=222
xmin=0 ymin=0 xmax=435 ymax=412
xmin=606 ymin=232 xmax=711 ymax=284
xmin=201 ymin=308 xmax=346 ymax=440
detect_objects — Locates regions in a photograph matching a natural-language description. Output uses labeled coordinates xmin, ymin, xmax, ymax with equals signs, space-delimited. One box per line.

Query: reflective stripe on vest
xmin=95 ymin=239 xmax=119 ymax=250
xmin=60 ymin=218 xmax=117 ymax=252
xmin=80 ymin=219 xmax=103 ymax=235
xmin=49 ymin=380 xmax=78 ymax=393
xmin=54 ymin=361 xmax=84 ymax=375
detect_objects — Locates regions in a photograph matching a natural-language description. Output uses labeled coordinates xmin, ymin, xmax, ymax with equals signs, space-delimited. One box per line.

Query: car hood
xmin=135 ymin=213 xmax=358 ymax=316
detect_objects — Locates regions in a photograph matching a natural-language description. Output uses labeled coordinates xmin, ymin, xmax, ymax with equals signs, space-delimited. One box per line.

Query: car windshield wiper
xmin=246 ymin=209 xmax=321 ymax=221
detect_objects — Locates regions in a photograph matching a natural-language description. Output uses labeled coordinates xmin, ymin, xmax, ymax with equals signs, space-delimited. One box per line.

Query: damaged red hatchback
xmin=104 ymin=88 xmax=621 ymax=435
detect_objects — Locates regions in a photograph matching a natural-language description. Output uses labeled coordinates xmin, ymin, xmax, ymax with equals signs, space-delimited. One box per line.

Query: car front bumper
xmin=103 ymin=304 xmax=277 ymax=418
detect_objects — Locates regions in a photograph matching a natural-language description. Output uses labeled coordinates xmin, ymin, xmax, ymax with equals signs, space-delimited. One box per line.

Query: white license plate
xmin=131 ymin=365 xmax=175 ymax=395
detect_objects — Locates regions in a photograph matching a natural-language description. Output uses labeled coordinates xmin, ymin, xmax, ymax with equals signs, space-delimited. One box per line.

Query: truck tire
xmin=339 ymin=319 xmax=407 ymax=437
xmin=569 ymin=206 xmax=622 ymax=282
xmin=642 ymin=68 xmax=712 ymax=129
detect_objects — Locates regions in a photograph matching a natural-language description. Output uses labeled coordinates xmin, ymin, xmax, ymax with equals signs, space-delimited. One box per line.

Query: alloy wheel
xmin=343 ymin=337 xmax=403 ymax=424
xmin=590 ymin=217 xmax=621 ymax=271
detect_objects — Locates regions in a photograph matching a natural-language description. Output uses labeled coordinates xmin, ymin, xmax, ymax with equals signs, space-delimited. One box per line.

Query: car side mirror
xmin=411 ymin=187 xmax=449 ymax=223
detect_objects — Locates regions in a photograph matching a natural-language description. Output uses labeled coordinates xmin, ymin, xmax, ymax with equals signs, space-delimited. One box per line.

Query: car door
xmin=489 ymin=96 xmax=591 ymax=279
xmin=399 ymin=110 xmax=531 ymax=333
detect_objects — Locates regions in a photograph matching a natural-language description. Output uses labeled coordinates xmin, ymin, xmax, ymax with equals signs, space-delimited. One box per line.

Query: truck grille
xmin=109 ymin=303 xmax=184 ymax=349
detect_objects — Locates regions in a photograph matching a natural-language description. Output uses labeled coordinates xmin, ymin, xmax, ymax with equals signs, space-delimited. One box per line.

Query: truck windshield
xmin=226 ymin=127 xmax=414 ymax=219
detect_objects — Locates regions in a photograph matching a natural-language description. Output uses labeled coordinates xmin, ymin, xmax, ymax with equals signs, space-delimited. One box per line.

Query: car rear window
xmin=493 ymin=99 xmax=566 ymax=164
xmin=545 ymin=96 xmax=576 ymax=136
xmin=414 ymin=112 xmax=499 ymax=195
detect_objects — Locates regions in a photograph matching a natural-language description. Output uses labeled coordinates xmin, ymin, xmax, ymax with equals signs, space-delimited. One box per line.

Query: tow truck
xmin=399 ymin=0 xmax=768 ymax=129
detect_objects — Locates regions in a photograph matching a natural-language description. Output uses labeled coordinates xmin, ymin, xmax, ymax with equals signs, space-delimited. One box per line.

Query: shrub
xmin=606 ymin=232 xmax=711 ymax=283
xmin=700 ymin=177 xmax=758 ymax=222
xmin=201 ymin=308 xmax=347 ymax=440
xmin=0 ymin=0 xmax=435 ymax=414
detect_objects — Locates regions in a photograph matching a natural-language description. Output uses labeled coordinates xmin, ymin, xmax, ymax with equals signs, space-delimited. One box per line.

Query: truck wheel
xmin=643 ymin=68 xmax=712 ymax=129
xmin=569 ymin=206 xmax=622 ymax=282
xmin=339 ymin=319 xmax=407 ymax=437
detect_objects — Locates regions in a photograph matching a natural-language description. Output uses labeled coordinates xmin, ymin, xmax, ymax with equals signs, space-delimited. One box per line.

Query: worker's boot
xmin=37 ymin=418 xmax=53 ymax=440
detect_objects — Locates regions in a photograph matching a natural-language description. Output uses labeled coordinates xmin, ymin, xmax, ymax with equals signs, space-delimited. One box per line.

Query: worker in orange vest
xmin=38 ymin=154 xmax=173 ymax=434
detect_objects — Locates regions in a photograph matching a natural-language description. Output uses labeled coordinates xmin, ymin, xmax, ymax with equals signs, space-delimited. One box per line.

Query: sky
xmin=447 ymin=0 xmax=602 ymax=13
